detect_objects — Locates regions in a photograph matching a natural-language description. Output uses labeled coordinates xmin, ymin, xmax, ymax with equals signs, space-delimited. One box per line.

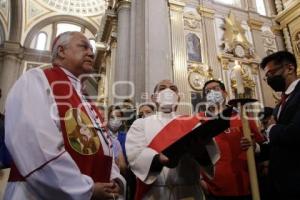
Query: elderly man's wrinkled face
xmin=63 ymin=33 xmax=95 ymax=76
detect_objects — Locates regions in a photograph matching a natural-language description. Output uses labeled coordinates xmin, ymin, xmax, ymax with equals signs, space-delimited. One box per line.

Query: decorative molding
xmin=183 ymin=12 xmax=201 ymax=30
xmin=275 ymin=0 xmax=283 ymax=13
xmin=218 ymin=53 xmax=261 ymax=100
xmin=262 ymin=27 xmax=277 ymax=55
xmin=0 ymin=0 xmax=9 ymax=26
xmin=197 ymin=5 xmax=215 ymax=19
xmin=187 ymin=63 xmax=213 ymax=91
xmin=221 ymin=12 xmax=256 ymax=59
xmin=25 ymin=0 xmax=52 ymax=30
xmin=36 ymin=0 xmax=107 ymax=17
xmin=117 ymin=0 xmax=131 ymax=12
xmin=248 ymin=19 xmax=264 ymax=31
xmin=0 ymin=41 xmax=24 ymax=59
xmin=293 ymin=30 xmax=300 ymax=56
xmin=275 ymin=0 xmax=300 ymax=27
xmin=271 ymin=25 xmax=282 ymax=35
xmin=283 ymin=27 xmax=293 ymax=52
xmin=98 ymin=9 xmax=117 ymax=43
xmin=169 ymin=0 xmax=185 ymax=12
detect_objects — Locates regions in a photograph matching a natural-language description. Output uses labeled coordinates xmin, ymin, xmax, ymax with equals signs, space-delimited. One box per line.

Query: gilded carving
xmin=262 ymin=27 xmax=277 ymax=56
xmin=187 ymin=63 xmax=213 ymax=91
xmin=221 ymin=12 xmax=255 ymax=59
xmin=230 ymin=63 xmax=256 ymax=98
xmin=184 ymin=18 xmax=200 ymax=29
xmin=295 ymin=31 xmax=300 ymax=56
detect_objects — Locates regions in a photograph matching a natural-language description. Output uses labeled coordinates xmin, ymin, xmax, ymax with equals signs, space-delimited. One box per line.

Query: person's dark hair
xmin=260 ymin=51 xmax=297 ymax=71
xmin=108 ymin=105 xmax=124 ymax=118
xmin=202 ymin=79 xmax=226 ymax=97
xmin=258 ymin=107 xmax=274 ymax=120
xmin=138 ymin=103 xmax=155 ymax=112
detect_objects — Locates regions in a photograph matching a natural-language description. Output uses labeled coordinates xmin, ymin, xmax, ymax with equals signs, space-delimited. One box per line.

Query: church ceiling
xmin=37 ymin=0 xmax=106 ymax=16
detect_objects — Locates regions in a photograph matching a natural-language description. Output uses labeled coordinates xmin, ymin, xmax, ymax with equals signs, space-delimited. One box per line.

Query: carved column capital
xmin=168 ymin=0 xmax=185 ymax=12
xmin=117 ymin=0 xmax=131 ymax=12
xmin=197 ymin=5 xmax=215 ymax=19
xmin=248 ymin=19 xmax=264 ymax=31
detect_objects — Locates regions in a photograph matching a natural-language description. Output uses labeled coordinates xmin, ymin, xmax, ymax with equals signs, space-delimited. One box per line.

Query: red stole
xmin=44 ymin=66 xmax=112 ymax=182
xmin=135 ymin=114 xmax=205 ymax=200
xmin=9 ymin=66 xmax=112 ymax=182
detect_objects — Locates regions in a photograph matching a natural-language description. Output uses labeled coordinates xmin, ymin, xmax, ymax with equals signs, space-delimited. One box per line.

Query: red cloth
xmin=202 ymin=113 xmax=264 ymax=196
xmin=135 ymin=114 xmax=203 ymax=200
xmin=9 ymin=66 xmax=112 ymax=182
xmin=44 ymin=66 xmax=112 ymax=182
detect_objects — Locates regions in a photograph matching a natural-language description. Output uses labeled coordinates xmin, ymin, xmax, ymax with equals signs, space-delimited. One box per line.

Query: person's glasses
xmin=263 ymin=65 xmax=285 ymax=81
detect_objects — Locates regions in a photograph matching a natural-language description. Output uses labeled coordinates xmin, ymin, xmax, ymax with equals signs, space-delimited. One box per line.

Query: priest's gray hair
xmin=51 ymin=31 xmax=77 ymax=62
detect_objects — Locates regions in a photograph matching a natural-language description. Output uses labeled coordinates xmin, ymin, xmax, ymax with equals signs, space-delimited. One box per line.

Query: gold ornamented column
xmin=282 ymin=27 xmax=293 ymax=53
xmin=276 ymin=1 xmax=300 ymax=74
xmin=169 ymin=0 xmax=191 ymax=115
xmin=275 ymin=0 xmax=283 ymax=12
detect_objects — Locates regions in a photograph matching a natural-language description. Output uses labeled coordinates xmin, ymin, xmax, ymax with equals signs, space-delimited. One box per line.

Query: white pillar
xmin=129 ymin=0 xmax=172 ymax=103
xmin=115 ymin=0 xmax=131 ymax=102
xmin=0 ymin=42 xmax=24 ymax=112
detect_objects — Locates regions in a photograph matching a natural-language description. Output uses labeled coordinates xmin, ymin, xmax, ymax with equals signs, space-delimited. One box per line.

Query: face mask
xmin=267 ymin=74 xmax=286 ymax=92
xmin=108 ymin=119 xmax=122 ymax=131
xmin=156 ymin=88 xmax=178 ymax=110
xmin=206 ymin=90 xmax=224 ymax=105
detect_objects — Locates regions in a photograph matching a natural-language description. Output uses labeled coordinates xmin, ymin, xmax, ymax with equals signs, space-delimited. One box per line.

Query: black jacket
xmin=268 ymin=80 xmax=300 ymax=199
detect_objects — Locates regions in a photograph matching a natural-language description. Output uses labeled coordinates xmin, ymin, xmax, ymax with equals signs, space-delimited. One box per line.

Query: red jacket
xmin=202 ymin=113 xmax=264 ymax=196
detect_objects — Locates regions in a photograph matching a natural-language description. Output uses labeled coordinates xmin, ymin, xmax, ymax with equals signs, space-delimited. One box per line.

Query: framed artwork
xmin=186 ymin=33 xmax=202 ymax=62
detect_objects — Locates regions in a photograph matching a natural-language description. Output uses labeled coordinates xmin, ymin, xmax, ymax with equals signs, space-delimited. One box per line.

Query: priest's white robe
xmin=126 ymin=112 xmax=220 ymax=200
xmin=4 ymin=68 xmax=125 ymax=200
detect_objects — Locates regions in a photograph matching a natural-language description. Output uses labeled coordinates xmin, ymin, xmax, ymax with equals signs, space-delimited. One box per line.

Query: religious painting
xmin=186 ymin=33 xmax=202 ymax=62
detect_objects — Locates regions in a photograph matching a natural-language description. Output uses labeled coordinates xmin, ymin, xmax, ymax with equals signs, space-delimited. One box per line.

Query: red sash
xmin=9 ymin=66 xmax=112 ymax=182
xmin=135 ymin=113 xmax=205 ymax=200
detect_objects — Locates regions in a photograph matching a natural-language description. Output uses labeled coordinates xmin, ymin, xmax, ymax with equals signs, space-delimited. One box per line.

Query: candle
xmin=233 ymin=61 xmax=245 ymax=95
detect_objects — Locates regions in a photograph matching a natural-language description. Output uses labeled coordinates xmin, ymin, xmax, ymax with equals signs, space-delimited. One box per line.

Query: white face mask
xmin=156 ymin=88 xmax=179 ymax=110
xmin=108 ymin=119 xmax=122 ymax=132
xmin=206 ymin=90 xmax=224 ymax=105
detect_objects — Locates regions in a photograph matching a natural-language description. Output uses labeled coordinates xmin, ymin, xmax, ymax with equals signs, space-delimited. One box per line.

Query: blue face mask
xmin=206 ymin=90 xmax=224 ymax=105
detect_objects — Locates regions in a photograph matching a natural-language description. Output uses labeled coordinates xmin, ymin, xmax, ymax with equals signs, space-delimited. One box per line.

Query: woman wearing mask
xmin=138 ymin=103 xmax=155 ymax=118
xmin=107 ymin=106 xmax=127 ymax=175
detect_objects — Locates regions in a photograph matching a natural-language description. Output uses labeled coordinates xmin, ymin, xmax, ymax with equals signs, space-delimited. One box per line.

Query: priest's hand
xmin=150 ymin=153 xmax=179 ymax=171
xmin=92 ymin=182 xmax=120 ymax=200
xmin=158 ymin=153 xmax=170 ymax=165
